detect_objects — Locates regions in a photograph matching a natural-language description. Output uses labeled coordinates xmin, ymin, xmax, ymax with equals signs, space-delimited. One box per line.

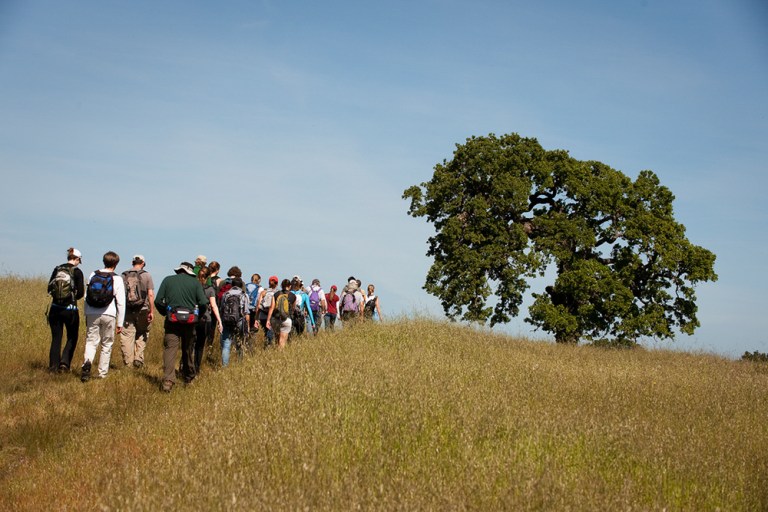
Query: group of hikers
xmin=46 ymin=249 xmax=383 ymax=393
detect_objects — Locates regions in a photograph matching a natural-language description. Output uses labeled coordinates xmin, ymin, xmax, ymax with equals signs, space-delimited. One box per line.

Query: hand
xmin=116 ymin=326 xmax=123 ymax=334
xmin=147 ymin=311 xmax=154 ymax=322
xmin=217 ymin=321 xmax=223 ymax=333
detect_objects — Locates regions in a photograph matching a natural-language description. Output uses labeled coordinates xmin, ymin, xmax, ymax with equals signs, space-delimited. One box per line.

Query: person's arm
xmin=266 ymin=296 xmax=276 ymax=330
xmin=114 ymin=276 xmax=126 ymax=332
xmin=375 ymin=296 xmax=382 ymax=320
xmin=147 ymin=289 xmax=155 ymax=322
xmin=154 ymin=278 xmax=167 ymax=316
xmin=74 ymin=268 xmax=86 ymax=301
xmin=209 ymin=296 xmax=223 ymax=333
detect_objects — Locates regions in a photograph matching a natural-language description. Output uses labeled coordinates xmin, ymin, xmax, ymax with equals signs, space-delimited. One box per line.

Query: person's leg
xmin=259 ymin=316 xmax=274 ymax=348
xmin=180 ymin=325 xmax=196 ymax=382
xmin=82 ymin=314 xmax=101 ymax=380
xmin=162 ymin=322 xmax=181 ymax=387
xmin=48 ymin=307 xmax=65 ymax=371
xmin=120 ymin=313 xmax=137 ymax=367
xmin=60 ymin=309 xmax=80 ymax=370
xmin=221 ymin=326 xmax=232 ymax=366
xmin=97 ymin=315 xmax=116 ymax=378
xmin=194 ymin=321 xmax=206 ymax=373
xmin=133 ymin=309 xmax=150 ymax=367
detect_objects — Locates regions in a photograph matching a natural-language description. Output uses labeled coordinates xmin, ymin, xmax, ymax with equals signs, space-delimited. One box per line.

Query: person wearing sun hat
xmin=47 ymin=247 xmax=86 ymax=373
xmin=193 ymin=255 xmax=207 ymax=275
xmin=154 ymin=261 xmax=208 ymax=392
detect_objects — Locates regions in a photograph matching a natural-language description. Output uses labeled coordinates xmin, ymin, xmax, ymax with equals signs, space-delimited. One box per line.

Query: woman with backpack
xmin=47 ymin=247 xmax=86 ymax=373
xmin=194 ymin=267 xmax=222 ymax=372
xmin=266 ymin=279 xmax=296 ymax=349
xmin=364 ymin=284 xmax=383 ymax=321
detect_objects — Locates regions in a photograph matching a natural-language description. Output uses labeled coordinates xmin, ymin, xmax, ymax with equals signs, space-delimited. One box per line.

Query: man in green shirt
xmin=154 ymin=262 xmax=207 ymax=392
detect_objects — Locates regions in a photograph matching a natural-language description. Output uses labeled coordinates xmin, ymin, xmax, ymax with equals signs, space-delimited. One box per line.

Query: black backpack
xmin=48 ymin=264 xmax=76 ymax=305
xmin=291 ymin=302 xmax=306 ymax=335
xmin=220 ymin=288 xmax=244 ymax=327
xmin=86 ymin=271 xmax=115 ymax=308
xmin=364 ymin=296 xmax=376 ymax=318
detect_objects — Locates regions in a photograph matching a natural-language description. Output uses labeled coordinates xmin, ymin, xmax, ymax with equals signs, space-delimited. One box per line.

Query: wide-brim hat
xmin=175 ymin=262 xmax=195 ymax=276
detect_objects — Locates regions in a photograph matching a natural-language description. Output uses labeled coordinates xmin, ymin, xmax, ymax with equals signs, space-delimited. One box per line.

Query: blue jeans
xmin=220 ymin=324 xmax=243 ymax=366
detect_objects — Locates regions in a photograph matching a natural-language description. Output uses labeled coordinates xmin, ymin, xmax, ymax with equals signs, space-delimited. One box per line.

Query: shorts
xmin=279 ymin=318 xmax=292 ymax=335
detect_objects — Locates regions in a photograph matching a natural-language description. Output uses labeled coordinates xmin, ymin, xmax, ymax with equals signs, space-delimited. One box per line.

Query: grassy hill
xmin=1 ymin=275 xmax=766 ymax=510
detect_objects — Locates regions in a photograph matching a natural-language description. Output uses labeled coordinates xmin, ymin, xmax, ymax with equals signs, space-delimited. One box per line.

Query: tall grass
xmin=1 ymin=276 xmax=767 ymax=510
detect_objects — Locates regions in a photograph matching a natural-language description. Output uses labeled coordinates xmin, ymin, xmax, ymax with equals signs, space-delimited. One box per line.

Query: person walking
xmin=194 ymin=267 xmax=222 ymax=373
xmin=81 ymin=251 xmax=125 ymax=382
xmin=290 ymin=276 xmax=315 ymax=336
xmin=267 ymin=278 xmax=296 ymax=349
xmin=119 ymin=255 xmax=155 ymax=369
xmin=364 ymin=284 xmax=383 ymax=321
xmin=154 ymin=262 xmax=208 ymax=392
xmin=256 ymin=276 xmax=279 ymax=348
xmin=220 ymin=277 xmax=250 ymax=366
xmin=307 ymin=278 xmax=326 ymax=333
xmin=47 ymin=247 xmax=85 ymax=373
xmin=324 ymin=285 xmax=339 ymax=331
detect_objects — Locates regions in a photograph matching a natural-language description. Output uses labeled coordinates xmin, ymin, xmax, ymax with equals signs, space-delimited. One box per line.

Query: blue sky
xmin=1 ymin=0 xmax=766 ymax=357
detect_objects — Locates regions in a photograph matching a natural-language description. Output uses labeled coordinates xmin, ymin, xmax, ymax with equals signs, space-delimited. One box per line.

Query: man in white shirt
xmin=81 ymin=251 xmax=125 ymax=382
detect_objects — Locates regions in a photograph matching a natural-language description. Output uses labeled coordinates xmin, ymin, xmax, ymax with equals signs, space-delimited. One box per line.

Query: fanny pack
xmin=167 ymin=306 xmax=198 ymax=324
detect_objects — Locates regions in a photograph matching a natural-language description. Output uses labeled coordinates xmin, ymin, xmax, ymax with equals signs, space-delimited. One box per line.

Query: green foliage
xmin=742 ymin=351 xmax=768 ymax=363
xmin=404 ymin=133 xmax=718 ymax=344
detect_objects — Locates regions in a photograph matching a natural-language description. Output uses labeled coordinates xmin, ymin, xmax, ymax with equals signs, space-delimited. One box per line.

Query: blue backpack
xmin=86 ymin=271 xmax=115 ymax=308
xmin=246 ymin=283 xmax=261 ymax=311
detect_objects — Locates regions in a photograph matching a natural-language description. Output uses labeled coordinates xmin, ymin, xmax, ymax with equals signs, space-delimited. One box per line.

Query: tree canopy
xmin=403 ymin=133 xmax=717 ymax=344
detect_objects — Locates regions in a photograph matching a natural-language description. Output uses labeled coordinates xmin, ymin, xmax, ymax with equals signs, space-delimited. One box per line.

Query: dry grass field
xmin=1 ymin=275 xmax=767 ymax=510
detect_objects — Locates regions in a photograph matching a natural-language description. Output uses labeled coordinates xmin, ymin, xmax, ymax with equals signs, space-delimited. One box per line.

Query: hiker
xmin=220 ymin=277 xmax=250 ymax=366
xmin=256 ymin=276 xmax=279 ymax=347
xmin=216 ymin=265 xmax=242 ymax=306
xmin=207 ymin=260 xmax=222 ymax=290
xmin=194 ymin=267 xmax=222 ymax=373
xmin=193 ymin=255 xmax=207 ymax=275
xmin=119 ymin=255 xmax=155 ymax=369
xmin=154 ymin=262 xmax=208 ymax=392
xmin=307 ymin=278 xmax=326 ymax=333
xmin=324 ymin=285 xmax=339 ymax=331
xmin=339 ymin=277 xmax=364 ymax=324
xmin=81 ymin=251 xmax=125 ymax=382
xmin=47 ymin=247 xmax=86 ymax=373
xmin=267 ymin=278 xmax=297 ymax=349
xmin=245 ymin=274 xmax=262 ymax=332
xmin=290 ymin=275 xmax=315 ymax=336
xmin=364 ymin=284 xmax=382 ymax=321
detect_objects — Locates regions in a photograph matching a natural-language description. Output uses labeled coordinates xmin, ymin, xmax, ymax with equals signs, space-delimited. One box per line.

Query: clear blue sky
xmin=1 ymin=0 xmax=766 ymax=357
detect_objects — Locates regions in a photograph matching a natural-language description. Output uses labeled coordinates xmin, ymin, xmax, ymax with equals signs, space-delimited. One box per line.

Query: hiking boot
xmin=58 ymin=363 xmax=69 ymax=374
xmin=161 ymin=380 xmax=174 ymax=393
xmin=80 ymin=360 xmax=92 ymax=383
xmin=133 ymin=360 xmax=143 ymax=369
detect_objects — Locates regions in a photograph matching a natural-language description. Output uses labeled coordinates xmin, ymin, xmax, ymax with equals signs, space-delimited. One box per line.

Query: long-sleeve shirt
xmin=154 ymin=272 xmax=208 ymax=317
xmin=84 ymin=269 xmax=126 ymax=326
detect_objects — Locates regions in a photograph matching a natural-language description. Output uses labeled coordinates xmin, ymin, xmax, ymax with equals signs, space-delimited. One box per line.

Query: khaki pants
xmin=162 ymin=320 xmax=196 ymax=384
xmin=120 ymin=308 xmax=151 ymax=366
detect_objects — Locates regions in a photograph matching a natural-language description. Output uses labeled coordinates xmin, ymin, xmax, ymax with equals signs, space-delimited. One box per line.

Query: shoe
xmin=161 ymin=380 xmax=174 ymax=393
xmin=81 ymin=360 xmax=91 ymax=383
xmin=58 ymin=363 xmax=69 ymax=374
xmin=133 ymin=360 xmax=143 ymax=369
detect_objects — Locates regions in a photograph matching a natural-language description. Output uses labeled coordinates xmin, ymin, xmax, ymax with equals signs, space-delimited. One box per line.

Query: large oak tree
xmin=403 ymin=133 xmax=717 ymax=344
